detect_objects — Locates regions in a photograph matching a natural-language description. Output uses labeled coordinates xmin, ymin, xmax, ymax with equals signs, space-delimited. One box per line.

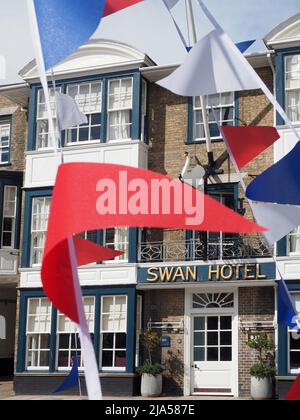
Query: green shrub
xmin=250 ymin=363 xmax=276 ymax=380
xmin=137 ymin=362 xmax=163 ymax=376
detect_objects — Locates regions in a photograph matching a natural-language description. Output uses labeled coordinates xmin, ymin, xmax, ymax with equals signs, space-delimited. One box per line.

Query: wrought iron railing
xmin=138 ymin=236 xmax=273 ymax=263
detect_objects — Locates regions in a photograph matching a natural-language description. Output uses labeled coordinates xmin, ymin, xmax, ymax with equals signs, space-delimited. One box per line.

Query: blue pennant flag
xmin=246 ymin=142 xmax=300 ymax=205
xmin=54 ymin=356 xmax=80 ymax=394
xmin=278 ymin=279 xmax=298 ymax=328
xmin=235 ymin=40 xmax=256 ymax=54
xmin=33 ymin=0 xmax=106 ymax=70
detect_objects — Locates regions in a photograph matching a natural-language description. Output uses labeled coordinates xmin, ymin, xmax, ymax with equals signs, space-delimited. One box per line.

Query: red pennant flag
xmin=285 ymin=375 xmax=300 ymax=400
xmin=221 ymin=126 xmax=280 ymax=169
xmin=73 ymin=236 xmax=123 ymax=266
xmin=41 ymin=163 xmax=265 ymax=323
xmin=103 ymin=0 xmax=143 ymax=16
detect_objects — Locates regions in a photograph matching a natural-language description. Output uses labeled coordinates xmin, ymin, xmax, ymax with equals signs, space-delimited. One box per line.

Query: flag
xmin=31 ymin=0 xmax=106 ymax=71
xmin=163 ymin=0 xmax=180 ymax=8
xmin=55 ymin=93 xmax=88 ymax=132
xmin=251 ymin=202 xmax=300 ymax=246
xmin=42 ymin=162 xmax=265 ymax=323
xmin=278 ymin=279 xmax=297 ymax=329
xmin=246 ymin=141 xmax=300 ymax=205
xmin=103 ymin=0 xmax=144 ymax=16
xmin=235 ymin=40 xmax=256 ymax=54
xmin=54 ymin=356 xmax=80 ymax=394
xmin=285 ymin=375 xmax=300 ymax=401
xmin=221 ymin=126 xmax=280 ymax=170
xmin=163 ymin=0 xmax=188 ymax=50
xmin=157 ymin=28 xmax=260 ymax=96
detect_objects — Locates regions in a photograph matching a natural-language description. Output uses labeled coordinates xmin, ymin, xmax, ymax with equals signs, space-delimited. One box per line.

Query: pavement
xmin=0 ymin=380 xmax=249 ymax=401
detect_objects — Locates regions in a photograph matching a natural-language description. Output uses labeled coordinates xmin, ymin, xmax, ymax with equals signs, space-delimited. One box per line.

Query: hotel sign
xmin=137 ymin=262 xmax=276 ymax=284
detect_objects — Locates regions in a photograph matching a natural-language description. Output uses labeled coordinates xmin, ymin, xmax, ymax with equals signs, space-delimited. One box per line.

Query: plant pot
xmin=141 ymin=374 xmax=162 ymax=398
xmin=251 ymin=376 xmax=273 ymax=400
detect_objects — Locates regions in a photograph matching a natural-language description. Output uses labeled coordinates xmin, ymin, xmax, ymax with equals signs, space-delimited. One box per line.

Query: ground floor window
xmin=26 ymin=298 xmax=52 ymax=370
xmin=56 ymin=297 xmax=95 ymax=370
xmin=289 ymin=293 xmax=300 ymax=374
xmin=100 ymin=295 xmax=127 ymax=370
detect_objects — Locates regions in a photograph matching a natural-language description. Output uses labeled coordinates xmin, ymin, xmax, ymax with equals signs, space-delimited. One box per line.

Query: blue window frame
xmin=187 ymin=93 xmax=238 ymax=144
xmin=16 ymin=287 xmax=137 ymax=374
xmin=27 ymin=70 xmax=145 ymax=151
xmin=0 ymin=115 xmax=12 ymax=165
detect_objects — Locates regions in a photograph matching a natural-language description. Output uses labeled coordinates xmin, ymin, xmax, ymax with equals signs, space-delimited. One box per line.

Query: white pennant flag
xmin=55 ymin=92 xmax=88 ymax=132
xmin=157 ymin=28 xmax=260 ymax=96
xmin=251 ymin=202 xmax=300 ymax=246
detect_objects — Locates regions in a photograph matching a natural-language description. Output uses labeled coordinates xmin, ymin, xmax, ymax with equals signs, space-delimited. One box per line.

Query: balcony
xmin=138 ymin=235 xmax=273 ymax=263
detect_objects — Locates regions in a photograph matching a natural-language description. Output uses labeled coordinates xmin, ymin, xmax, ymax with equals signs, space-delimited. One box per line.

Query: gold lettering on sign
xmin=256 ymin=264 xmax=267 ymax=279
xmin=159 ymin=267 xmax=174 ymax=282
xmin=174 ymin=267 xmax=185 ymax=282
xmin=186 ymin=266 xmax=197 ymax=282
xmin=235 ymin=264 xmax=243 ymax=280
xmin=147 ymin=268 xmax=159 ymax=282
xmin=244 ymin=264 xmax=256 ymax=280
xmin=221 ymin=265 xmax=233 ymax=280
xmin=209 ymin=266 xmax=220 ymax=281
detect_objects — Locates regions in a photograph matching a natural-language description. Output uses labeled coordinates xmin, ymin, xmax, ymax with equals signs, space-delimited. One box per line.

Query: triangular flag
xmin=32 ymin=0 xmax=106 ymax=70
xmin=246 ymin=141 xmax=300 ymax=205
xmin=73 ymin=236 xmax=124 ymax=266
xmin=285 ymin=375 xmax=300 ymax=400
xmin=236 ymin=40 xmax=256 ymax=54
xmin=103 ymin=0 xmax=144 ymax=16
xmin=163 ymin=0 xmax=188 ymax=50
xmin=163 ymin=0 xmax=180 ymax=8
xmin=251 ymin=202 xmax=300 ymax=246
xmin=157 ymin=28 xmax=260 ymax=96
xmin=55 ymin=93 xmax=88 ymax=132
xmin=222 ymin=126 xmax=280 ymax=170
xmin=42 ymin=163 xmax=265 ymax=323
xmin=278 ymin=279 xmax=297 ymax=329
xmin=54 ymin=356 xmax=80 ymax=394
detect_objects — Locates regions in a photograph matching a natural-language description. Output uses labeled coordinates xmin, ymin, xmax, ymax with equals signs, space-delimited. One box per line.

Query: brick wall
xmin=238 ymin=286 xmax=275 ymax=397
xmin=142 ymin=289 xmax=185 ymax=395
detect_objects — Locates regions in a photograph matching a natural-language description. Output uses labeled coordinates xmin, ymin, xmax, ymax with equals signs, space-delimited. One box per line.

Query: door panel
xmin=192 ymin=315 xmax=233 ymax=394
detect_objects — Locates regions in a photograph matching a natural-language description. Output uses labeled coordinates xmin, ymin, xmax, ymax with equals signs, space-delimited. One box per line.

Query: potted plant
xmin=137 ymin=330 xmax=163 ymax=398
xmin=246 ymin=334 xmax=276 ymax=400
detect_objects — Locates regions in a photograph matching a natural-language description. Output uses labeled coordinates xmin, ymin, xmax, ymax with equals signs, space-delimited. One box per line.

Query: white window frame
xmin=285 ymin=54 xmax=300 ymax=124
xmin=26 ymin=298 xmax=52 ymax=371
xmin=36 ymin=87 xmax=61 ymax=150
xmin=193 ymin=93 xmax=235 ymax=142
xmin=107 ymin=77 xmax=133 ymax=143
xmin=141 ymin=79 xmax=147 ymax=143
xmin=0 ymin=121 xmax=11 ymax=164
xmin=100 ymin=295 xmax=128 ymax=372
xmin=66 ymin=81 xmax=103 ymax=146
xmin=56 ymin=296 xmax=95 ymax=371
xmin=288 ymin=227 xmax=300 ymax=256
xmin=288 ymin=292 xmax=300 ymax=375
xmin=103 ymin=227 xmax=129 ymax=263
xmin=1 ymin=185 xmax=17 ymax=249
xmin=135 ymin=295 xmax=142 ymax=368
xmin=30 ymin=196 xmax=51 ymax=267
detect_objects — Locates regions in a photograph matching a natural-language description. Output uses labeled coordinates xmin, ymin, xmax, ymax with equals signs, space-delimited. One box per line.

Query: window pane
xmin=207 ymin=347 xmax=218 ymax=362
xmin=290 ymin=352 xmax=300 ymax=370
xmin=207 ymin=317 xmax=218 ymax=331
xmin=194 ymin=347 xmax=205 ymax=362
xmin=115 ymin=351 xmax=126 ymax=368
xmin=102 ymin=351 xmax=113 ymax=367
xmin=194 ymin=332 xmax=205 ymax=346
xmin=220 ymin=347 xmax=232 ymax=362
xmin=220 ymin=331 xmax=232 ymax=346
xmin=194 ymin=317 xmax=205 ymax=331
xmin=116 ymin=333 xmax=126 ymax=349
xmin=102 ymin=333 xmax=114 ymax=349
xmin=207 ymin=332 xmax=218 ymax=346
xmin=220 ymin=317 xmax=232 ymax=330
xmin=290 ymin=334 xmax=300 ymax=350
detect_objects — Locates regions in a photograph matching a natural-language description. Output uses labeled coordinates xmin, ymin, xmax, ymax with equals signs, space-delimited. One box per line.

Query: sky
xmin=0 ymin=0 xmax=300 ymax=86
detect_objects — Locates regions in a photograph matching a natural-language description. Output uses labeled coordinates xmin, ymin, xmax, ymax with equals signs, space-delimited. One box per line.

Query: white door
xmin=192 ymin=314 xmax=234 ymax=395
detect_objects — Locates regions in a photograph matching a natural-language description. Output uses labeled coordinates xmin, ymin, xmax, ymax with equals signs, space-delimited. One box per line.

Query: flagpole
xmin=27 ymin=0 xmax=102 ymax=400
xmin=186 ymin=0 xmax=214 ymax=167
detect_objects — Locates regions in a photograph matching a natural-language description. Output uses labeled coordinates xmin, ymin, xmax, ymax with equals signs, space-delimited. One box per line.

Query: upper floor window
xmin=289 ymin=226 xmax=300 ymax=255
xmin=285 ymin=55 xmax=300 ymax=123
xmin=193 ymin=93 xmax=235 ymax=142
xmin=0 ymin=120 xmax=11 ymax=164
xmin=107 ymin=78 xmax=133 ymax=142
xmin=36 ymin=88 xmax=60 ymax=150
xmin=2 ymin=186 xmax=17 ymax=249
xmin=104 ymin=227 xmax=129 ymax=262
xmin=31 ymin=196 xmax=51 ymax=266
xmin=66 ymin=82 xmax=102 ymax=144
